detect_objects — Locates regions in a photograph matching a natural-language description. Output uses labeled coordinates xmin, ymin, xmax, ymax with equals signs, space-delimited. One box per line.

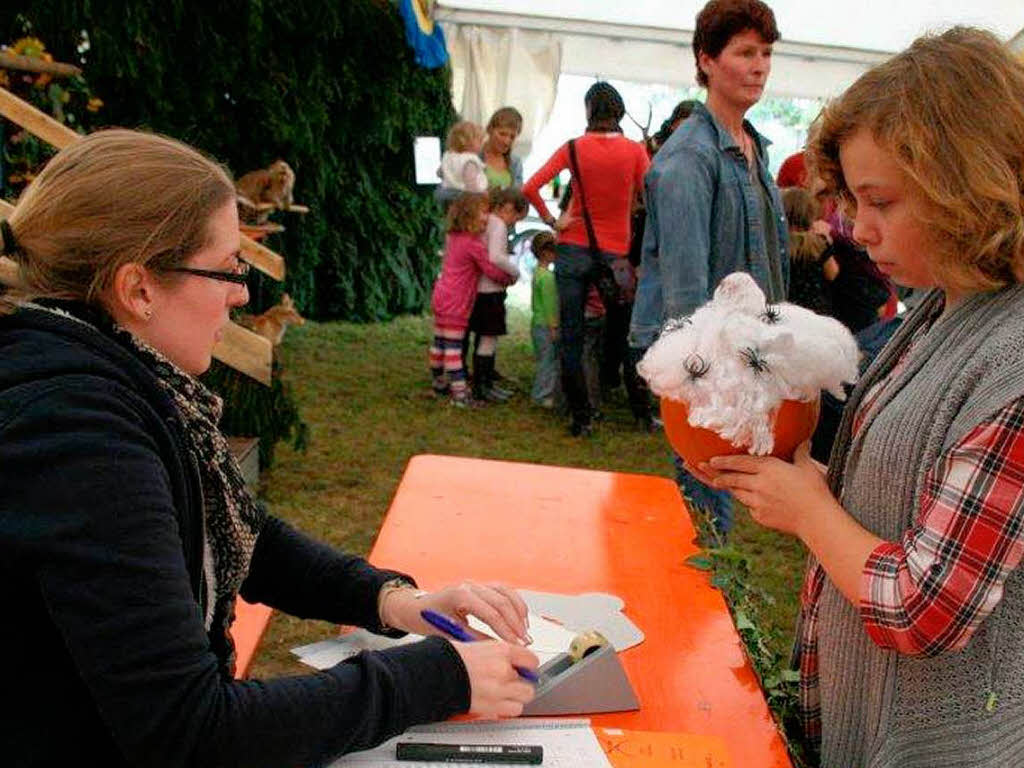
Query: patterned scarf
xmin=30 ymin=301 xmax=266 ymax=665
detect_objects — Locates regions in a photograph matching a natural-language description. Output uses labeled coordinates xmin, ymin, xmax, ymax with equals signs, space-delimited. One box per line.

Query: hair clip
xmin=760 ymin=304 xmax=782 ymax=324
xmin=740 ymin=347 xmax=770 ymax=374
xmin=684 ymin=354 xmax=710 ymax=380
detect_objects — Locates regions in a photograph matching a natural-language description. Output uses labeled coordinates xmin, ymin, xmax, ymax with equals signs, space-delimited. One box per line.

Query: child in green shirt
xmin=530 ymin=232 xmax=560 ymax=407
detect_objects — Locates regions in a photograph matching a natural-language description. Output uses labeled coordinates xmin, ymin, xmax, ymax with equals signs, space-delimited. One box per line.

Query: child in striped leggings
xmin=429 ymin=193 xmax=517 ymax=406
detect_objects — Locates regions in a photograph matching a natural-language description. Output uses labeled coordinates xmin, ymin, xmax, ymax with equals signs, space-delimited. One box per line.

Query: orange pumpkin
xmin=660 ymin=397 xmax=820 ymax=469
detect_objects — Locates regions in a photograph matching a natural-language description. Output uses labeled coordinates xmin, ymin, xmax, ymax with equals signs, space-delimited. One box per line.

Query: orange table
xmin=370 ymin=454 xmax=793 ymax=768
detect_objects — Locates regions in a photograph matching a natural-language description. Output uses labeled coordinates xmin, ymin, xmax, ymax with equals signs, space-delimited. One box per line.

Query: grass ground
xmin=248 ymin=305 xmax=807 ymax=679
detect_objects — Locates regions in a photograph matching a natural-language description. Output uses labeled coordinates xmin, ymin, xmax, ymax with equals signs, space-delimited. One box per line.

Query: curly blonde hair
xmin=445 ymin=120 xmax=485 ymax=153
xmin=445 ymin=192 xmax=488 ymax=234
xmin=807 ymin=27 xmax=1024 ymax=293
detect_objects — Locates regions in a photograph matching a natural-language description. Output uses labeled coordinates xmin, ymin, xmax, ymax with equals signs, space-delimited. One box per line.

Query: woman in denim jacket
xmin=630 ymin=0 xmax=789 ymax=534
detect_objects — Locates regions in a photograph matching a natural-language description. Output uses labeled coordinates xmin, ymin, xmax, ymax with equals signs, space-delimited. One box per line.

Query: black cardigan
xmin=0 ymin=305 xmax=470 ymax=768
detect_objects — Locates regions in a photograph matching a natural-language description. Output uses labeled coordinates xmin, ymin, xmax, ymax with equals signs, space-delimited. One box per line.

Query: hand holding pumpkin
xmin=700 ymin=441 xmax=834 ymax=538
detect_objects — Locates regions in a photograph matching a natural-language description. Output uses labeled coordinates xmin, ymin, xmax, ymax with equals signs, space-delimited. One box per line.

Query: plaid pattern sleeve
xmin=859 ymin=396 xmax=1024 ymax=655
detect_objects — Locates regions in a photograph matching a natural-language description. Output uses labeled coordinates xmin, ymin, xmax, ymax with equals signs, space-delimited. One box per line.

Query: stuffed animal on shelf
xmin=235 ymin=160 xmax=296 ymax=223
xmin=639 ymin=272 xmax=859 ymax=458
xmin=240 ymin=294 xmax=306 ymax=346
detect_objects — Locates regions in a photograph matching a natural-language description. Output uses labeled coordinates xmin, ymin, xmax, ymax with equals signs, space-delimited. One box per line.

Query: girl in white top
xmin=468 ymin=186 xmax=528 ymax=402
xmin=439 ymin=121 xmax=488 ymax=194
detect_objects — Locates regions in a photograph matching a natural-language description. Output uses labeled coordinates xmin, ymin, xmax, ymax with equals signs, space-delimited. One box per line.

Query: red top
xmin=523 ymin=133 xmax=650 ymax=256
xmin=430 ymin=232 xmax=514 ymax=330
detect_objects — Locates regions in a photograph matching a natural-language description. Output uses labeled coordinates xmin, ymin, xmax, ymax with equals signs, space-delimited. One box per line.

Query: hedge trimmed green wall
xmin=1 ymin=1 xmax=454 ymax=321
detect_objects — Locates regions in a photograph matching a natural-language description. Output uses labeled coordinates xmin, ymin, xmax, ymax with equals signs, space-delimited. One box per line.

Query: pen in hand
xmin=420 ymin=609 xmax=540 ymax=683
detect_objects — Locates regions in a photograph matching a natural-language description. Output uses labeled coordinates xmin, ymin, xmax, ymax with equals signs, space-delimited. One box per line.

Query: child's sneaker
xmin=431 ymin=375 xmax=450 ymax=397
xmin=483 ymin=384 xmax=513 ymax=402
xmin=450 ymin=391 xmax=484 ymax=409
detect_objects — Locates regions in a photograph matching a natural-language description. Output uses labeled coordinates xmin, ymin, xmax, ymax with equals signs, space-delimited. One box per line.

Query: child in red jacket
xmin=430 ymin=193 xmax=517 ymax=406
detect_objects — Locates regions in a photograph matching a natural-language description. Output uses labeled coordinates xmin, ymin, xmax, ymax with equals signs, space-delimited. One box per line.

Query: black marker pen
xmin=396 ymin=742 xmax=543 ymax=764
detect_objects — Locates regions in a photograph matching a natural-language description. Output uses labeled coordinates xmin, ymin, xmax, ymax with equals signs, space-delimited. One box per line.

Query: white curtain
xmin=443 ymin=24 xmax=562 ymax=159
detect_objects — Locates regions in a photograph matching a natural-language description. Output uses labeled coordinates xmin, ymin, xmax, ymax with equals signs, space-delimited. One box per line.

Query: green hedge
xmin=1 ymin=1 xmax=454 ymax=321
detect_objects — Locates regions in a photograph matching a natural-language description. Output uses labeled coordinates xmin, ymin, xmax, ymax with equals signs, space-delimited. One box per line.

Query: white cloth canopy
xmin=439 ymin=1 xmax=1024 ymax=100
xmin=446 ymin=25 xmax=561 ymax=159
xmin=437 ymin=1 xmax=1024 ymax=168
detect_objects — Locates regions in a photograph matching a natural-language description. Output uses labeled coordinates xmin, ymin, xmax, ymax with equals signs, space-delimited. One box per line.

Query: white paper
xmin=328 ymin=718 xmax=612 ymax=768
xmin=413 ymin=136 xmax=442 ymax=185
xmin=291 ymin=590 xmax=644 ymax=670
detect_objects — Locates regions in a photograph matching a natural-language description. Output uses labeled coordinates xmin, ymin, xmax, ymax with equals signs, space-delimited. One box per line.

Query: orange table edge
xmin=368 ymin=454 xmax=793 ymax=768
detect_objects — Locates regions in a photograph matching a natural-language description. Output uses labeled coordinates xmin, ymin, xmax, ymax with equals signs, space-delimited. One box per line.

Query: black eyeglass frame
xmin=164 ymin=264 xmax=250 ymax=285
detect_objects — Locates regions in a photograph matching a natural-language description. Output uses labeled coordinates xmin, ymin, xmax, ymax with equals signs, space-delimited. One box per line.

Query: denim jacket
xmin=629 ymin=102 xmax=789 ymax=349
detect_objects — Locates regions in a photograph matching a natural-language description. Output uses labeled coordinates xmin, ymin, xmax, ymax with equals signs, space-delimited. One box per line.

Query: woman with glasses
xmin=0 ymin=129 xmax=537 ymax=768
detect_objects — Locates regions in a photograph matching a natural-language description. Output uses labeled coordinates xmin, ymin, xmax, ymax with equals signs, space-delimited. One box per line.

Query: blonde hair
xmin=1 ymin=128 xmax=235 ymax=315
xmin=445 ymin=192 xmax=488 ymax=234
xmin=807 ymin=26 xmax=1024 ymax=293
xmin=445 ymin=120 xmax=485 ymax=153
xmin=486 ymin=107 xmax=522 ymax=136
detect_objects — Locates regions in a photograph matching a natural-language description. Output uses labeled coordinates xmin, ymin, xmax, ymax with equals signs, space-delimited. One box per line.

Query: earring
xmin=144 ymin=308 xmax=153 ymax=320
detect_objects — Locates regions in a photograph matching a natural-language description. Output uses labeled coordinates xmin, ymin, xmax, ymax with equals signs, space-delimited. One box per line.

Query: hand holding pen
xmin=421 ymin=609 xmax=540 ymax=682
xmin=421 ymin=608 xmax=540 ymax=718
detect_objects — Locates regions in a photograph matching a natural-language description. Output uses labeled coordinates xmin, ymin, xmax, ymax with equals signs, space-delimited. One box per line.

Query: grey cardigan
xmin=814 ymin=285 xmax=1024 ymax=767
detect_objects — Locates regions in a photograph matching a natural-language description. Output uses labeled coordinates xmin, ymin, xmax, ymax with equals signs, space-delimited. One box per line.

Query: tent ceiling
xmin=437 ymin=1 xmax=1024 ymax=100
xmin=438 ymin=0 xmax=1024 ymax=54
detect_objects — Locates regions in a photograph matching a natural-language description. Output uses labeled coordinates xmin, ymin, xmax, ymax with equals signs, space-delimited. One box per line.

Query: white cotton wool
xmin=637 ymin=272 xmax=860 ymax=455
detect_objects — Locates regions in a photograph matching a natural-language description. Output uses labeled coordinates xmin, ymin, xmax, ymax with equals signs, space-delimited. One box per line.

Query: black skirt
xmin=468 ymin=291 xmax=508 ymax=336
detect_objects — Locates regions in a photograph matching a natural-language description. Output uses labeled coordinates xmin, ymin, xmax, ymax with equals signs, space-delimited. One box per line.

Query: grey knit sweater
xmin=815 ymin=284 xmax=1024 ymax=767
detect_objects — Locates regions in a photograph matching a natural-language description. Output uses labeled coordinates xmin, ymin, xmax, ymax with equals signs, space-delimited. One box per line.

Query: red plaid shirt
xmin=797 ymin=330 xmax=1024 ymax=749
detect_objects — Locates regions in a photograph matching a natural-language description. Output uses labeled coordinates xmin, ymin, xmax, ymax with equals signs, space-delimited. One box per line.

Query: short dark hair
xmin=488 ymin=185 xmax=528 ymax=215
xmin=692 ymin=0 xmax=780 ymax=87
xmin=531 ymin=231 xmax=556 ymax=259
xmin=653 ymin=99 xmax=700 ymax=149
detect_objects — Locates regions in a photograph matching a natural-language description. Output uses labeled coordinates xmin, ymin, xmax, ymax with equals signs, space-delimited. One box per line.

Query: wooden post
xmin=0 ymin=86 xmax=78 ymax=149
xmin=0 ymin=52 xmax=82 ymax=78
xmin=213 ymin=322 xmax=273 ymax=385
xmin=240 ymin=234 xmax=285 ymax=281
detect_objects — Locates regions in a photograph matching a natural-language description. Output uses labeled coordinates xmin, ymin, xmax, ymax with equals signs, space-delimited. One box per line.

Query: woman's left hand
xmin=701 ymin=441 xmax=833 ymax=538
xmin=382 ymin=581 xmax=531 ymax=646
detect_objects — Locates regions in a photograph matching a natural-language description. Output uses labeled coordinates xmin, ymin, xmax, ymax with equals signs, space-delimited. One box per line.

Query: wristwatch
xmin=377 ymin=578 xmax=427 ymax=629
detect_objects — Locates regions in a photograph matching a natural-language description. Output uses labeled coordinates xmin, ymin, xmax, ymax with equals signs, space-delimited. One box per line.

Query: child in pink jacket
xmin=430 ymin=193 xmax=516 ymax=406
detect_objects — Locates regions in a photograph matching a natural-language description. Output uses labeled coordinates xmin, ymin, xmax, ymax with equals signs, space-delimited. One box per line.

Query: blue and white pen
xmin=420 ymin=609 xmax=540 ymax=683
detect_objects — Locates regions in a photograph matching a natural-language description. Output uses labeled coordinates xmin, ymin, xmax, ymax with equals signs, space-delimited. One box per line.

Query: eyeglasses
xmin=165 ymin=260 xmax=250 ymax=285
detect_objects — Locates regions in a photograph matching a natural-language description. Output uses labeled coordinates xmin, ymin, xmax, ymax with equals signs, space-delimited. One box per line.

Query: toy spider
xmin=760 ymin=304 xmax=782 ymax=324
xmin=684 ymin=354 xmax=710 ymax=380
xmin=740 ymin=347 xmax=771 ymax=374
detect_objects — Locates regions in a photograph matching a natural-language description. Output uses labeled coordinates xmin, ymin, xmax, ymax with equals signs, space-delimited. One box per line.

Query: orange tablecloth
xmin=369 ymin=454 xmax=792 ymax=768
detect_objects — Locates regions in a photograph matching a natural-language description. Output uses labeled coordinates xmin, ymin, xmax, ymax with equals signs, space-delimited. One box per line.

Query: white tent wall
xmin=443 ymin=10 xmax=889 ymax=102
xmin=558 ymin=35 xmax=879 ymax=101
xmin=438 ymin=2 xmax=1024 ymax=171
xmin=446 ymin=25 xmax=562 ymax=159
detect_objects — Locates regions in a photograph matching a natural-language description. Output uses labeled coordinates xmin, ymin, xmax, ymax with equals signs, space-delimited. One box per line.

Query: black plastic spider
xmin=662 ymin=316 xmax=692 ymax=334
xmin=760 ymin=304 xmax=782 ymax=324
xmin=684 ymin=354 xmax=711 ymax=380
xmin=740 ymin=347 xmax=771 ymax=374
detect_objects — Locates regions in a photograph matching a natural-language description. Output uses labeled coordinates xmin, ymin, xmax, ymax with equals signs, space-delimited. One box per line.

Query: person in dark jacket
xmin=0 ymin=129 xmax=537 ymax=768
